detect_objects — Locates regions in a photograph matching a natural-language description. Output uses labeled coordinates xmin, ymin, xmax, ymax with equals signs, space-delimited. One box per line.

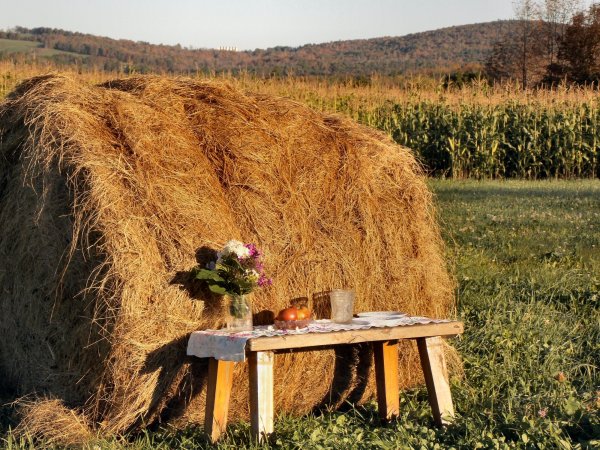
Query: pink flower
xmin=538 ymin=407 xmax=548 ymax=418
xmin=258 ymin=274 xmax=272 ymax=287
xmin=245 ymin=243 xmax=261 ymax=258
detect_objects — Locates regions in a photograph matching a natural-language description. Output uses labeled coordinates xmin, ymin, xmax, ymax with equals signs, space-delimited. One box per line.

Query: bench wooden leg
xmin=373 ymin=340 xmax=400 ymax=421
xmin=249 ymin=351 xmax=274 ymax=442
xmin=204 ymin=358 xmax=234 ymax=442
xmin=417 ymin=336 xmax=455 ymax=426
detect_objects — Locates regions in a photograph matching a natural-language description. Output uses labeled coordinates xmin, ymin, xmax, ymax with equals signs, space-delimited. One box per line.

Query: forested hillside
xmin=0 ymin=22 xmax=514 ymax=75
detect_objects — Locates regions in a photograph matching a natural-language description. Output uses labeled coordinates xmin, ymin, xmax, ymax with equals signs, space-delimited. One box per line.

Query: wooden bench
xmin=199 ymin=320 xmax=463 ymax=442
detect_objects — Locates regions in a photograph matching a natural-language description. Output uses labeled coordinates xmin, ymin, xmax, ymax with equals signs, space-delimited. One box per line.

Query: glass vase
xmin=225 ymin=293 xmax=253 ymax=332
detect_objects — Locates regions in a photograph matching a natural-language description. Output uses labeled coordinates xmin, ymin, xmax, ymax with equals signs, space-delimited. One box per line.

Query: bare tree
xmin=485 ymin=38 xmax=522 ymax=81
xmin=541 ymin=0 xmax=582 ymax=65
xmin=513 ymin=0 xmax=545 ymax=88
xmin=486 ymin=0 xmax=580 ymax=87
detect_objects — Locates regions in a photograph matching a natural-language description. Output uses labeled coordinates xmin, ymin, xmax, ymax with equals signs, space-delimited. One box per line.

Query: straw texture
xmin=0 ymin=74 xmax=454 ymax=442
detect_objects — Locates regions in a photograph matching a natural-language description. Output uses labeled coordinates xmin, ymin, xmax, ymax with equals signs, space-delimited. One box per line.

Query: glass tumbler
xmin=329 ymin=289 xmax=355 ymax=323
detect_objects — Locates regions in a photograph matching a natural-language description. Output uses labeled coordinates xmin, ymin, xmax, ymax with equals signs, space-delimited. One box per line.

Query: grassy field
xmin=2 ymin=180 xmax=598 ymax=449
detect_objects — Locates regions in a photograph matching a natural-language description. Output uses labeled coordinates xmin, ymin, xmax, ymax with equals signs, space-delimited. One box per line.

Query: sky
xmin=1 ymin=0 xmax=515 ymax=50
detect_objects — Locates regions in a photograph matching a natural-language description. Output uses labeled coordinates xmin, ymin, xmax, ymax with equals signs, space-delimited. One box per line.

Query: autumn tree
xmin=556 ymin=4 xmax=600 ymax=83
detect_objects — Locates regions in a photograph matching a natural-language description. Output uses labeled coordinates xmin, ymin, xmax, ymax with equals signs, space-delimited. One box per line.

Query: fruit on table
xmin=276 ymin=305 xmax=312 ymax=322
xmin=276 ymin=306 xmax=298 ymax=322
xmin=296 ymin=306 xmax=311 ymax=320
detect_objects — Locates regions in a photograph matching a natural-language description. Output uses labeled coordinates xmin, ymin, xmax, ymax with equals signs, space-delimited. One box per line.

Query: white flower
xmin=219 ymin=239 xmax=251 ymax=259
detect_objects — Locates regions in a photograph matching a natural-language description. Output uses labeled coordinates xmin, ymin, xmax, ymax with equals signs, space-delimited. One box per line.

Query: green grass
xmin=2 ymin=180 xmax=599 ymax=449
xmin=0 ymin=39 xmax=40 ymax=53
xmin=0 ymin=38 xmax=82 ymax=57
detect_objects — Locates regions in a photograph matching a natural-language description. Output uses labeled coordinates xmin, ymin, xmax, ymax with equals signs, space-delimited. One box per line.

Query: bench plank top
xmin=248 ymin=321 xmax=463 ymax=352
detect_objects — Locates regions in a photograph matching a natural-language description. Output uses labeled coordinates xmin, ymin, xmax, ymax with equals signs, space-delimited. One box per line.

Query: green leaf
xmin=208 ymin=284 xmax=227 ymax=295
xmin=563 ymin=397 xmax=580 ymax=416
xmin=195 ymin=269 xmax=224 ymax=282
xmin=335 ymin=415 xmax=346 ymax=425
xmin=310 ymin=428 xmax=321 ymax=442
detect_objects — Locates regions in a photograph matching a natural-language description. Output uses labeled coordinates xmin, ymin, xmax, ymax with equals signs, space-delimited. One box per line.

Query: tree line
xmin=486 ymin=0 xmax=600 ymax=87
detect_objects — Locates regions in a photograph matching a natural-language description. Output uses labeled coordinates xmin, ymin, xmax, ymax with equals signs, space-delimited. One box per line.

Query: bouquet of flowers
xmin=194 ymin=240 xmax=271 ymax=325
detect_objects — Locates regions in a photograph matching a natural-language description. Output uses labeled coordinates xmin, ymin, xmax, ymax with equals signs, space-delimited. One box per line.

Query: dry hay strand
xmin=14 ymin=398 xmax=94 ymax=447
xmin=0 ymin=73 xmax=455 ymax=442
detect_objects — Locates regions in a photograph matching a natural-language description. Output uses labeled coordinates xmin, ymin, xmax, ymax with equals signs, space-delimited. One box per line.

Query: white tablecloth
xmin=187 ymin=315 xmax=450 ymax=362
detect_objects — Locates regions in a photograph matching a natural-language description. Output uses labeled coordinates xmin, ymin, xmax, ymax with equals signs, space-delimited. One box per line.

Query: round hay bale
xmin=0 ymin=74 xmax=454 ymax=441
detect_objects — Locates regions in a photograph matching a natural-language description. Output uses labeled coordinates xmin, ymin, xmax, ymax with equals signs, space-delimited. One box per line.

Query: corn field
xmin=362 ymin=101 xmax=600 ymax=178
xmin=2 ymin=61 xmax=600 ymax=178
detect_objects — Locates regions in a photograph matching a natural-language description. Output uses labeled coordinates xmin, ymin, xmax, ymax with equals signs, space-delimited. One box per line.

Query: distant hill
xmin=0 ymin=22 xmax=515 ymax=76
